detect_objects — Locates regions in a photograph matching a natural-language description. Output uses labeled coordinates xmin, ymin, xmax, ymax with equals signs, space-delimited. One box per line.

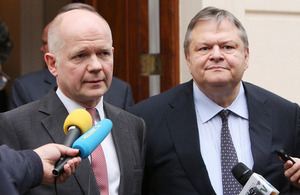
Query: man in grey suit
xmin=10 ymin=20 xmax=134 ymax=110
xmin=0 ymin=3 xmax=145 ymax=195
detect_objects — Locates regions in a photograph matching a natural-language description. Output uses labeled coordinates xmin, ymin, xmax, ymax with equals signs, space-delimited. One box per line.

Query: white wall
xmin=179 ymin=0 xmax=300 ymax=104
xmin=179 ymin=0 xmax=202 ymax=83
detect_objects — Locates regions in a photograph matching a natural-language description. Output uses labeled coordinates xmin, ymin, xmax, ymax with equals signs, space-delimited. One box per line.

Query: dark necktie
xmin=86 ymin=108 xmax=109 ymax=195
xmin=220 ymin=110 xmax=242 ymax=194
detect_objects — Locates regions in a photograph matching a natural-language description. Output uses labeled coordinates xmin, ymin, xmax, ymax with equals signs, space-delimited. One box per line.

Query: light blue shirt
xmin=193 ymin=82 xmax=254 ymax=195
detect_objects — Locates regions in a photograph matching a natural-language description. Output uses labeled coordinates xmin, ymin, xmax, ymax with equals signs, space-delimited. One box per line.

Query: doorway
xmin=81 ymin=0 xmax=179 ymax=103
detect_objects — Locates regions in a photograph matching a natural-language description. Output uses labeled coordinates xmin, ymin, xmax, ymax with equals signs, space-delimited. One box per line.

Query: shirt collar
xmin=193 ymin=82 xmax=248 ymax=124
xmin=56 ymin=87 xmax=104 ymax=118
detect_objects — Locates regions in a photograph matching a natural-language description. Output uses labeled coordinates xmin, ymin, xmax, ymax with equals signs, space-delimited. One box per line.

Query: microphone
xmin=52 ymin=118 xmax=113 ymax=176
xmin=53 ymin=109 xmax=92 ymax=176
xmin=232 ymin=162 xmax=279 ymax=195
xmin=62 ymin=109 xmax=93 ymax=147
xmin=72 ymin=118 xmax=113 ymax=158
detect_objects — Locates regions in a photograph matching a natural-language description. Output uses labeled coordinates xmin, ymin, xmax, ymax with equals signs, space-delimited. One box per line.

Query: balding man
xmin=11 ymin=15 xmax=134 ymax=110
xmin=0 ymin=3 xmax=145 ymax=195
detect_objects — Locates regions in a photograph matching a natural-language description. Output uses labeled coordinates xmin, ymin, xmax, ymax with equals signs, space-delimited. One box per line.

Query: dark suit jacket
xmin=0 ymin=90 xmax=9 ymax=112
xmin=128 ymin=80 xmax=300 ymax=195
xmin=0 ymin=88 xmax=146 ymax=195
xmin=0 ymin=144 xmax=43 ymax=195
xmin=10 ymin=69 xmax=134 ymax=110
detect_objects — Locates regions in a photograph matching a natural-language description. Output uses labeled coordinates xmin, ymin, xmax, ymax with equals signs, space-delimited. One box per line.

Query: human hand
xmin=283 ymin=157 xmax=300 ymax=188
xmin=33 ymin=143 xmax=81 ymax=185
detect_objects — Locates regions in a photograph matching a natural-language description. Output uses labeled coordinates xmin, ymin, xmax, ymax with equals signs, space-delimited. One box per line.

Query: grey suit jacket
xmin=0 ymin=88 xmax=146 ymax=195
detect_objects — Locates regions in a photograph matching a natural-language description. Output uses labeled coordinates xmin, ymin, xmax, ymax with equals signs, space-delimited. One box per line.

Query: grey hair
xmin=183 ymin=6 xmax=249 ymax=57
xmin=47 ymin=3 xmax=105 ymax=64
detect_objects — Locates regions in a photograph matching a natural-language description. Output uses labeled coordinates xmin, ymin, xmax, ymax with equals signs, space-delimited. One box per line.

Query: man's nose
xmin=209 ymin=46 xmax=224 ymax=62
xmin=87 ymin=55 xmax=102 ymax=72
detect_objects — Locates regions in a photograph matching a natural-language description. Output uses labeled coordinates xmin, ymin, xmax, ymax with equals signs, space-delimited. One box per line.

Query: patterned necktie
xmin=220 ymin=110 xmax=242 ymax=195
xmin=86 ymin=108 xmax=109 ymax=195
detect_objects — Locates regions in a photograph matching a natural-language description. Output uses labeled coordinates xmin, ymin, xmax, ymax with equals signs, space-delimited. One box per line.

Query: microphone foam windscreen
xmin=63 ymin=109 xmax=93 ymax=135
xmin=232 ymin=162 xmax=254 ymax=186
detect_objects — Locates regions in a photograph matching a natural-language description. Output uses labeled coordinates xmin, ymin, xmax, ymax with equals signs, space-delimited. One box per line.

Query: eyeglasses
xmin=0 ymin=71 xmax=10 ymax=91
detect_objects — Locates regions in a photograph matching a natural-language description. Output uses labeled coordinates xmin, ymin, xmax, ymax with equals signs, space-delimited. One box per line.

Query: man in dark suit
xmin=0 ymin=3 xmax=145 ymax=195
xmin=10 ymin=20 xmax=134 ymax=110
xmin=128 ymin=6 xmax=300 ymax=194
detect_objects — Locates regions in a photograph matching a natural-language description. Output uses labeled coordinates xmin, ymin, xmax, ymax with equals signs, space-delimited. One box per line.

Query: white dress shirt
xmin=193 ymin=82 xmax=254 ymax=195
xmin=57 ymin=88 xmax=120 ymax=195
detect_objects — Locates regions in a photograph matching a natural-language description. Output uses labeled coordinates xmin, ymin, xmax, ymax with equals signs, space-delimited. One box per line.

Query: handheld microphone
xmin=62 ymin=109 xmax=93 ymax=147
xmin=53 ymin=109 xmax=92 ymax=176
xmin=72 ymin=118 xmax=113 ymax=158
xmin=232 ymin=162 xmax=279 ymax=195
xmin=52 ymin=118 xmax=113 ymax=176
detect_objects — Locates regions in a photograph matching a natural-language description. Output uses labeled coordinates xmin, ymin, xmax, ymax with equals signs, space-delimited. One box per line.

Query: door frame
xmin=78 ymin=0 xmax=179 ymax=103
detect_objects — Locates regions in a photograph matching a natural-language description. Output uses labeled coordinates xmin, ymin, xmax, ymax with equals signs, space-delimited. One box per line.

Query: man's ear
xmin=44 ymin=53 xmax=58 ymax=77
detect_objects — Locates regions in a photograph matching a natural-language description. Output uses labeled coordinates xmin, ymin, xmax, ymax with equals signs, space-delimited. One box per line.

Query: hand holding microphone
xmin=232 ymin=162 xmax=279 ymax=195
xmin=283 ymin=158 xmax=300 ymax=189
xmin=53 ymin=109 xmax=92 ymax=176
xmin=275 ymin=149 xmax=300 ymax=189
xmin=34 ymin=143 xmax=81 ymax=185
xmin=53 ymin=117 xmax=113 ymax=176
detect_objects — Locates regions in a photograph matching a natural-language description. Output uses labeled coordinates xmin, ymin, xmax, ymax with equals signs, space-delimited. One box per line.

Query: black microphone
xmin=53 ymin=109 xmax=92 ymax=176
xmin=232 ymin=162 xmax=279 ymax=195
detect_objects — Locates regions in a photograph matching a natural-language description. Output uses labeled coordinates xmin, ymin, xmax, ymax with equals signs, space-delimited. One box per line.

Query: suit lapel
xmin=166 ymin=81 xmax=215 ymax=194
xmin=165 ymin=81 xmax=272 ymax=193
xmin=244 ymin=82 xmax=273 ymax=174
xmin=38 ymin=89 xmax=99 ymax=195
xmin=39 ymin=89 xmax=68 ymax=144
xmin=104 ymin=102 xmax=134 ymax=194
